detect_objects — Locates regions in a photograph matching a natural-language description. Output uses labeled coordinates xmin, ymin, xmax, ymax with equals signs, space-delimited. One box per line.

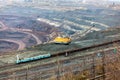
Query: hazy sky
xmin=109 ymin=0 xmax=120 ymax=1
xmin=0 ymin=0 xmax=120 ymax=3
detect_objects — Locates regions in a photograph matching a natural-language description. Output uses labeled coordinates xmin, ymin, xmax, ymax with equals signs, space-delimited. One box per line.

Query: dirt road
xmin=0 ymin=21 xmax=42 ymax=50
xmin=0 ymin=39 xmax=26 ymax=50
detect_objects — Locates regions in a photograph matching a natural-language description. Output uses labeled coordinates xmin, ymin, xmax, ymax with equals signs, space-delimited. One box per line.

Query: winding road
xmin=0 ymin=16 xmax=111 ymax=51
xmin=0 ymin=39 xmax=25 ymax=50
xmin=8 ymin=28 xmax=42 ymax=44
xmin=0 ymin=21 xmax=42 ymax=50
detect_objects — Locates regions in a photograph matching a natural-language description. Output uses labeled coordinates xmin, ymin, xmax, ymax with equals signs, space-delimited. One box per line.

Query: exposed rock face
xmin=0 ymin=15 xmax=59 ymax=52
xmin=0 ymin=3 xmax=120 ymax=52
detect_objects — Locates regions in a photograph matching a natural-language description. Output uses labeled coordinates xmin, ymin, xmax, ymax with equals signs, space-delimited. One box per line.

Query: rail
xmin=0 ymin=39 xmax=119 ymax=80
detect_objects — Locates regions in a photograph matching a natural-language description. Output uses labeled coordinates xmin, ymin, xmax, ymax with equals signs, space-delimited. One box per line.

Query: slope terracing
xmin=0 ymin=15 xmax=59 ymax=52
xmin=0 ymin=5 xmax=120 ymax=52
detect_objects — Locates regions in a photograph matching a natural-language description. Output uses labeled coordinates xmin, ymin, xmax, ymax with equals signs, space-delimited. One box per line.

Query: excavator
xmin=53 ymin=25 xmax=95 ymax=45
xmin=53 ymin=34 xmax=71 ymax=44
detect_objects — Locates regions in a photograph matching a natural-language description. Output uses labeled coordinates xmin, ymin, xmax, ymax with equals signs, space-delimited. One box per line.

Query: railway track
xmin=0 ymin=47 xmax=118 ymax=80
xmin=0 ymin=39 xmax=120 ymax=79
xmin=0 ymin=38 xmax=118 ymax=68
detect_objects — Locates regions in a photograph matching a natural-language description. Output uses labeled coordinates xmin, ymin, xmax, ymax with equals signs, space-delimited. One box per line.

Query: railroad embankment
xmin=0 ymin=27 xmax=120 ymax=65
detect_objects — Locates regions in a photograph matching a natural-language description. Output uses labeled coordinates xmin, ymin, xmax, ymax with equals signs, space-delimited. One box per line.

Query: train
xmin=16 ymin=40 xmax=118 ymax=64
xmin=16 ymin=53 xmax=51 ymax=64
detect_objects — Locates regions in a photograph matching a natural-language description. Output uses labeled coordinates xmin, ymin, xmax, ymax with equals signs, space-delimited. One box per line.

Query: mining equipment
xmin=53 ymin=36 xmax=71 ymax=44
xmin=53 ymin=32 xmax=71 ymax=44
xmin=53 ymin=25 xmax=94 ymax=44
